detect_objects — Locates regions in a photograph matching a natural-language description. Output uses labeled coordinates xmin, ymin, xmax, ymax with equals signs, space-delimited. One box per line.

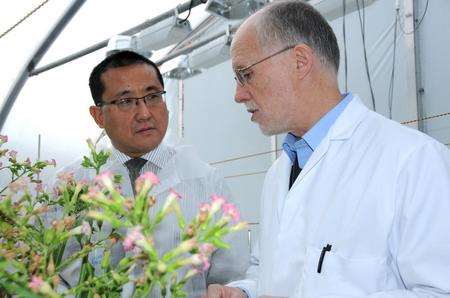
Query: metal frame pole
xmin=30 ymin=0 xmax=206 ymax=76
xmin=0 ymin=0 xmax=87 ymax=131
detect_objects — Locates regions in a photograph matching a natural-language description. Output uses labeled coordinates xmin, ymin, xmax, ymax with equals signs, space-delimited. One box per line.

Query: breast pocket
xmin=298 ymin=245 xmax=388 ymax=298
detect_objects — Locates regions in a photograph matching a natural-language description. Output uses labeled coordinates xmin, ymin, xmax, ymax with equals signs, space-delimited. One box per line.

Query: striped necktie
xmin=124 ymin=158 xmax=147 ymax=195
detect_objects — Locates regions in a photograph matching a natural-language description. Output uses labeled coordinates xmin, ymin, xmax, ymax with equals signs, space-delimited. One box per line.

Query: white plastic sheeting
xmin=0 ymin=0 xmax=448 ymax=222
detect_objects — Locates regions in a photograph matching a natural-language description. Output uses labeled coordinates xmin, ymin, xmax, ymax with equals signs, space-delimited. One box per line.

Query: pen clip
xmin=317 ymin=244 xmax=332 ymax=273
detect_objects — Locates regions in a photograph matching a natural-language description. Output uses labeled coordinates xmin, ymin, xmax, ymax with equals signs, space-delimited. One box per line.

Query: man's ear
xmin=89 ymin=106 xmax=105 ymax=128
xmin=293 ymin=43 xmax=314 ymax=79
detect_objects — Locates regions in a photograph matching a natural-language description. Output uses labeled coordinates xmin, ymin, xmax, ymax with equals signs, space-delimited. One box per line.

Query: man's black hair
xmin=89 ymin=50 xmax=164 ymax=106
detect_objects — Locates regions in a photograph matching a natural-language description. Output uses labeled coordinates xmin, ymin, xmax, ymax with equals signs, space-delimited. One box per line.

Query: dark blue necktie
xmin=289 ymin=153 xmax=301 ymax=189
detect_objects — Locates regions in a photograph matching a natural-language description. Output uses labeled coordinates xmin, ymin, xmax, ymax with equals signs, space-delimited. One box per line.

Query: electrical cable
xmin=0 ymin=0 xmax=50 ymax=40
xmin=399 ymin=0 xmax=429 ymax=35
xmin=388 ymin=8 xmax=399 ymax=119
xmin=355 ymin=0 xmax=376 ymax=111
xmin=342 ymin=0 xmax=348 ymax=92
xmin=179 ymin=0 xmax=194 ymax=23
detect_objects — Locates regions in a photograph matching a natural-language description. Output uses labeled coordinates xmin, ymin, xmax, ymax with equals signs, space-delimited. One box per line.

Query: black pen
xmin=317 ymin=244 xmax=332 ymax=273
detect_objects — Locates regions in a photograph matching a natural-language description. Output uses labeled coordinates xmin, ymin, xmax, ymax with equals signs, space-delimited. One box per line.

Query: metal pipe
xmin=30 ymin=0 xmax=207 ymax=76
xmin=0 ymin=0 xmax=87 ymax=132
xmin=156 ymin=23 xmax=239 ymax=66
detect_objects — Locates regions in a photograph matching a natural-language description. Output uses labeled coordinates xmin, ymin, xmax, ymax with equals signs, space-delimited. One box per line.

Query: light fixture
xmin=135 ymin=10 xmax=192 ymax=52
xmin=187 ymin=28 xmax=232 ymax=70
xmin=205 ymin=0 xmax=267 ymax=20
xmin=105 ymin=35 xmax=154 ymax=58
xmin=106 ymin=35 xmax=137 ymax=56
xmin=164 ymin=55 xmax=202 ymax=80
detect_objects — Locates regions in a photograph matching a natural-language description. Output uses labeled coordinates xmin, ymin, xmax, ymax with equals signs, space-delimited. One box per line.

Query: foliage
xmin=0 ymin=136 xmax=246 ymax=297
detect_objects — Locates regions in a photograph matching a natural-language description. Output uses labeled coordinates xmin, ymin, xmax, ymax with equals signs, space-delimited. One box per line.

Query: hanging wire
xmin=179 ymin=0 xmax=194 ymax=23
xmin=0 ymin=0 xmax=50 ymax=40
xmin=224 ymin=170 xmax=268 ymax=179
xmin=401 ymin=111 xmax=450 ymax=125
xmin=399 ymin=0 xmax=430 ymax=35
xmin=355 ymin=0 xmax=376 ymax=111
xmin=388 ymin=8 xmax=399 ymax=119
xmin=209 ymin=110 xmax=450 ymax=167
xmin=342 ymin=0 xmax=348 ymax=92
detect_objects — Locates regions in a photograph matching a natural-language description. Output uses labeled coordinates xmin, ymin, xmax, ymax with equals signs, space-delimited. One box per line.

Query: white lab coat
xmin=230 ymin=96 xmax=450 ymax=297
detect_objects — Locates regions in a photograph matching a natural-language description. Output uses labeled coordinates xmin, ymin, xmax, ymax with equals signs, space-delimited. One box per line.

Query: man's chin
xmin=259 ymin=124 xmax=284 ymax=136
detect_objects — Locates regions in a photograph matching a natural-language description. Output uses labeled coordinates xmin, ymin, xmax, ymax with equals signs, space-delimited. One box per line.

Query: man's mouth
xmin=135 ymin=127 xmax=155 ymax=134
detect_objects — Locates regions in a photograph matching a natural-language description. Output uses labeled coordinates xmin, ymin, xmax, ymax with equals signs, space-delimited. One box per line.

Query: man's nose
xmin=135 ymin=99 xmax=151 ymax=119
xmin=234 ymin=83 xmax=251 ymax=103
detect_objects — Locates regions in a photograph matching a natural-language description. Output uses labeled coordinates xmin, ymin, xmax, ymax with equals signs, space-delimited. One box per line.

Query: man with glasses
xmin=60 ymin=50 xmax=248 ymax=297
xmin=206 ymin=1 xmax=450 ymax=298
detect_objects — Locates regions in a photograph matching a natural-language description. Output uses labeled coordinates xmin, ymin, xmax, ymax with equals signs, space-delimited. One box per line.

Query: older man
xmin=206 ymin=1 xmax=450 ymax=298
xmin=61 ymin=50 xmax=248 ymax=297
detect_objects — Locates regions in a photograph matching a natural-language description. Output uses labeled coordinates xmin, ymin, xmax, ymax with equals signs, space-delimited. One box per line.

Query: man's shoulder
xmin=365 ymin=109 xmax=441 ymax=150
xmin=169 ymin=144 xmax=217 ymax=179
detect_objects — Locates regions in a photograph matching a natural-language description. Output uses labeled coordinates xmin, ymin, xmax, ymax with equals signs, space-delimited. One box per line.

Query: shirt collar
xmin=283 ymin=92 xmax=353 ymax=164
xmin=302 ymin=92 xmax=353 ymax=150
xmin=113 ymin=143 xmax=175 ymax=169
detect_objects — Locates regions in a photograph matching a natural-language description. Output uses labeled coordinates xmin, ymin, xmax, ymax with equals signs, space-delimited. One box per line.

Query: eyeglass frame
xmin=97 ymin=90 xmax=167 ymax=110
xmin=233 ymin=45 xmax=295 ymax=86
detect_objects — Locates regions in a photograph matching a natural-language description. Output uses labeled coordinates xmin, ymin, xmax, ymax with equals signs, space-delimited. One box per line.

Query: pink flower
xmin=24 ymin=158 xmax=31 ymax=166
xmin=28 ymin=276 xmax=44 ymax=292
xmin=81 ymin=221 xmax=92 ymax=236
xmin=140 ymin=172 xmax=159 ymax=185
xmin=77 ymin=179 xmax=89 ymax=188
xmin=9 ymin=177 xmax=29 ymax=193
xmin=199 ymin=243 xmax=216 ymax=256
xmin=57 ymin=171 xmax=74 ymax=184
xmin=199 ymin=203 xmax=211 ymax=213
xmin=211 ymin=194 xmax=227 ymax=213
xmin=8 ymin=150 xmax=17 ymax=160
xmin=52 ymin=186 xmax=61 ymax=197
xmin=45 ymin=159 xmax=56 ymax=167
xmin=169 ymin=188 xmax=182 ymax=200
xmin=135 ymin=172 xmax=159 ymax=194
xmin=86 ymin=186 xmax=102 ymax=198
xmin=94 ymin=171 xmax=114 ymax=189
xmin=211 ymin=194 xmax=226 ymax=205
xmin=222 ymin=203 xmax=240 ymax=222
xmin=0 ymin=135 xmax=8 ymax=143
xmin=123 ymin=227 xmax=144 ymax=252
xmin=35 ymin=182 xmax=44 ymax=193
xmin=191 ymin=253 xmax=210 ymax=272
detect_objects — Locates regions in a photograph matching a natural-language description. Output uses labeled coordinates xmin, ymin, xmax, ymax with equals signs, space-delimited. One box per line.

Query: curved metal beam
xmin=0 ymin=0 xmax=87 ymax=131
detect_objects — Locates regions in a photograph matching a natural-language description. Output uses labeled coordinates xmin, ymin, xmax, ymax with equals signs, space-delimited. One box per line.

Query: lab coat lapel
xmin=276 ymin=153 xmax=293 ymax=221
xmin=282 ymin=96 xmax=369 ymax=225
xmin=291 ymin=95 xmax=369 ymax=189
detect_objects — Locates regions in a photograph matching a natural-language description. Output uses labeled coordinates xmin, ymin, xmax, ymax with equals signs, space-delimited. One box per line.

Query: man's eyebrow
xmin=115 ymin=90 xmax=132 ymax=98
xmin=145 ymin=85 xmax=160 ymax=92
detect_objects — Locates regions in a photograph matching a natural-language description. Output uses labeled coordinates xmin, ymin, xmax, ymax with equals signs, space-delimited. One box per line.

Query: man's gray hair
xmin=256 ymin=0 xmax=340 ymax=72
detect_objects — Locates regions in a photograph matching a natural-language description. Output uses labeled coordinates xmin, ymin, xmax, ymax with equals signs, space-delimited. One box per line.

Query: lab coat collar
xmin=289 ymin=95 xmax=369 ymax=190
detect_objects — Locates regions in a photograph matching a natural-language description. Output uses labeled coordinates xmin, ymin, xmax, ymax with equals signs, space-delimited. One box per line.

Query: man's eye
xmin=242 ymin=72 xmax=253 ymax=81
xmin=143 ymin=94 xmax=162 ymax=104
xmin=117 ymin=98 xmax=134 ymax=106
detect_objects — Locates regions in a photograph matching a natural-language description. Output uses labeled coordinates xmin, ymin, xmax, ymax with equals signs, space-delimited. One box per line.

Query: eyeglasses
xmin=99 ymin=90 xmax=166 ymax=111
xmin=233 ymin=45 xmax=295 ymax=86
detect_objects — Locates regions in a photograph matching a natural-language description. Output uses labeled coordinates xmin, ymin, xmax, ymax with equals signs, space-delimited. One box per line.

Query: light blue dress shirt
xmin=282 ymin=93 xmax=353 ymax=168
